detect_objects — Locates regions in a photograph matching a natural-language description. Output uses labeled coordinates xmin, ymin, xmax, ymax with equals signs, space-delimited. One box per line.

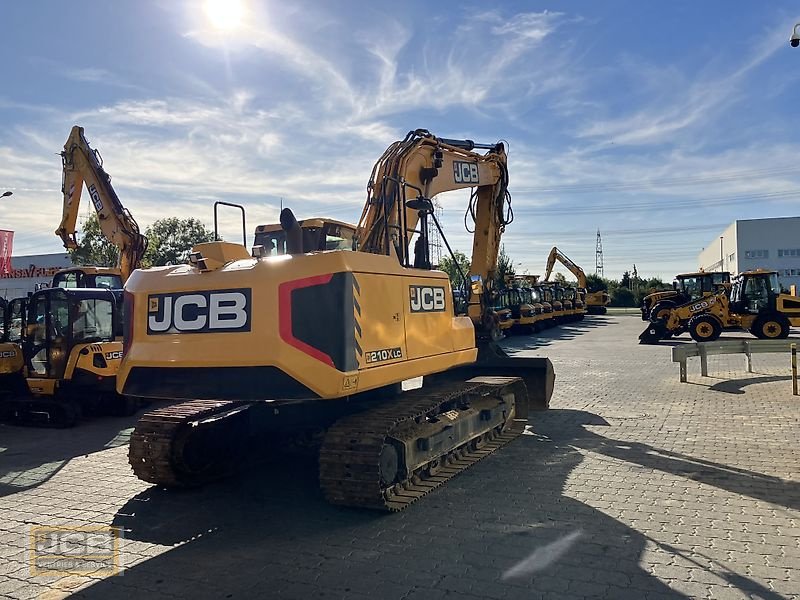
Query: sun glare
xmin=203 ymin=0 xmax=245 ymax=31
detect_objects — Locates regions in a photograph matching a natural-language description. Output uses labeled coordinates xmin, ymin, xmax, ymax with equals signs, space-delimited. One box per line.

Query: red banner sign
xmin=0 ymin=230 xmax=13 ymax=275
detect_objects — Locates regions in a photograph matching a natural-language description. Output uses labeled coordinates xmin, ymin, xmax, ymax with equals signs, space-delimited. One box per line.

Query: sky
xmin=0 ymin=1 xmax=798 ymax=280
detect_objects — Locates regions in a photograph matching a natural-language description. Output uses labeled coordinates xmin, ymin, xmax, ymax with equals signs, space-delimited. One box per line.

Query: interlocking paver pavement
xmin=0 ymin=315 xmax=798 ymax=599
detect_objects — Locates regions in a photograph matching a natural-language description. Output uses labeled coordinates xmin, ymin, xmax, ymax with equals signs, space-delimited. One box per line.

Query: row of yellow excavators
xmin=0 ymin=125 xmax=612 ymax=511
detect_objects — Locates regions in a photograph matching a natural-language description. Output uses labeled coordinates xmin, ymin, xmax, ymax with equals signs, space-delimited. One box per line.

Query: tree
xmin=553 ymin=272 xmax=568 ymax=284
xmin=495 ymin=244 xmax=515 ymax=288
xmin=438 ymin=250 xmax=470 ymax=290
xmin=143 ymin=217 xmax=215 ymax=266
xmin=610 ymin=286 xmax=636 ymax=307
xmin=69 ymin=213 xmax=119 ymax=267
xmin=620 ymin=270 xmax=631 ymax=290
xmin=585 ymin=273 xmax=608 ymax=293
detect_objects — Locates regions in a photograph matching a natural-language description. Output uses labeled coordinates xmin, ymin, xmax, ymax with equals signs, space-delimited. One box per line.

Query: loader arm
xmin=355 ymin=129 xmax=511 ymax=325
xmin=56 ymin=126 xmax=147 ymax=283
xmin=543 ymin=246 xmax=587 ymax=288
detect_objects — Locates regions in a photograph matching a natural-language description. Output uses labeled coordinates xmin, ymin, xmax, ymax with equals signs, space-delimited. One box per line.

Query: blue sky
xmin=0 ymin=1 xmax=798 ymax=279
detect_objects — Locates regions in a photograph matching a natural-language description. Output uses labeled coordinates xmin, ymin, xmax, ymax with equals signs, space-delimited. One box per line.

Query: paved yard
xmin=1 ymin=315 xmax=799 ymax=599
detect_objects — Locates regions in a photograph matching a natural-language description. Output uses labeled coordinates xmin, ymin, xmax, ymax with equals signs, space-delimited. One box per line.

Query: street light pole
xmin=791 ymin=23 xmax=800 ymax=47
xmin=720 ymin=236 xmax=724 ymax=269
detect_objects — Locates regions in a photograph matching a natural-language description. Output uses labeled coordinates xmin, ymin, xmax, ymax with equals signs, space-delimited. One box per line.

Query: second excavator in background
xmin=1 ymin=126 xmax=147 ymax=424
xmin=543 ymin=246 xmax=609 ymax=314
xmin=119 ymin=129 xmax=555 ymax=511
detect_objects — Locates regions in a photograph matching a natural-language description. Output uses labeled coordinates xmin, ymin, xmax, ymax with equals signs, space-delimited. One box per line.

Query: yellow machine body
xmin=119 ymin=249 xmax=476 ymax=400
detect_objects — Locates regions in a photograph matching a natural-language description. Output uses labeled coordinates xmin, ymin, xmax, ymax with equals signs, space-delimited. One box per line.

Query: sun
xmin=203 ymin=0 xmax=245 ymax=31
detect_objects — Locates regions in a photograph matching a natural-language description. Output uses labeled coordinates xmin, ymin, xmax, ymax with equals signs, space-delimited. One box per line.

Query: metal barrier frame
xmin=671 ymin=339 xmax=799 ymax=395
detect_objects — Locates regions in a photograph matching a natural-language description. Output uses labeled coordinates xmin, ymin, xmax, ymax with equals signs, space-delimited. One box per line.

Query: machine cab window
xmin=25 ymin=289 xmax=118 ymax=379
xmin=5 ymin=298 xmax=27 ymax=343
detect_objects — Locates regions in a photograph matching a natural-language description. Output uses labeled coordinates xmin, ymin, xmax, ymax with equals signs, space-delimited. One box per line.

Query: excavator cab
xmin=253 ymin=219 xmax=356 ymax=255
xmin=25 ymin=288 xmax=119 ymax=379
xmin=51 ymin=267 xmax=123 ymax=290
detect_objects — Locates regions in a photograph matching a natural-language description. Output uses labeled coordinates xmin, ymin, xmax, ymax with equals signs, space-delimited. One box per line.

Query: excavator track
xmin=129 ymin=376 xmax=530 ymax=511
xmin=129 ymin=399 xmax=252 ymax=487
xmin=320 ymin=376 xmax=526 ymax=512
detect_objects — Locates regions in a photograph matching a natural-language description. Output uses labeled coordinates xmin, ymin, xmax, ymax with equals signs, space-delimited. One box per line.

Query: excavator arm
xmin=355 ymin=129 xmax=511 ymax=326
xmin=543 ymin=246 xmax=587 ymax=288
xmin=57 ymin=126 xmax=147 ymax=283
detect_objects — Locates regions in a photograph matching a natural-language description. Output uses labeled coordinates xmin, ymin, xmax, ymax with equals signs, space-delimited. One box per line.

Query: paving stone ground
xmin=1 ymin=315 xmax=799 ymax=599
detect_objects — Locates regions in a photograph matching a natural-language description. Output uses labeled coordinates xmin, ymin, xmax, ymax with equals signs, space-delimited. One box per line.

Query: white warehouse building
xmin=697 ymin=217 xmax=800 ymax=291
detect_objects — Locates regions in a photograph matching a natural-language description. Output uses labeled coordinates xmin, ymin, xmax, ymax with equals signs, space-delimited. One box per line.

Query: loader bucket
xmin=441 ymin=342 xmax=555 ymax=418
xmin=639 ymin=321 xmax=667 ymax=344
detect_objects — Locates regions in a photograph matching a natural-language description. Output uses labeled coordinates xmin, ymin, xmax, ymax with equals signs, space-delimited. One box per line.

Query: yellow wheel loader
xmin=119 ymin=130 xmax=555 ymax=511
xmin=639 ymin=270 xmax=800 ymax=344
xmin=640 ymin=271 xmax=730 ymax=321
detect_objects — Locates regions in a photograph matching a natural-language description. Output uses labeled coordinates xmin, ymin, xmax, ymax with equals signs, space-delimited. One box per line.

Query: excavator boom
xmin=57 ymin=126 xmax=147 ymax=282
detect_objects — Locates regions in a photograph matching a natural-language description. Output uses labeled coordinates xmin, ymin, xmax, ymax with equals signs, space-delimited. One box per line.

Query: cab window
xmin=72 ymin=298 xmax=114 ymax=342
xmin=94 ymin=275 xmax=123 ymax=289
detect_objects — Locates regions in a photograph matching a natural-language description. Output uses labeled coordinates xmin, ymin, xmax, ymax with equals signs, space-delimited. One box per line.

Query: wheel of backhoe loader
xmin=688 ymin=314 xmax=722 ymax=343
xmin=649 ymin=301 xmax=675 ymax=323
xmin=750 ymin=314 xmax=790 ymax=339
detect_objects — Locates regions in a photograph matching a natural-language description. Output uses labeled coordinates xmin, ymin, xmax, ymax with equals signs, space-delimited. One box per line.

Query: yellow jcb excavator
xmin=119 ymin=129 xmax=555 ymax=511
xmin=543 ymin=246 xmax=609 ymax=314
xmin=1 ymin=126 xmax=147 ymax=425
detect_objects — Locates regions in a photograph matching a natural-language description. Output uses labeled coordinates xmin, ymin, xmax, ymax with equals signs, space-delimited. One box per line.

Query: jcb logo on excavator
xmin=105 ymin=351 xmax=123 ymax=360
xmin=410 ymin=286 xmax=446 ymax=313
xmin=147 ymin=289 xmax=251 ymax=334
xmin=0 ymin=350 xmax=17 ymax=358
xmin=88 ymin=184 xmax=103 ymax=212
xmin=453 ymin=161 xmax=479 ymax=184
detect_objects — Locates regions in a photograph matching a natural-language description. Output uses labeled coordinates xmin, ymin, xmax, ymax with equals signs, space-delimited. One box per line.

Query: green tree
xmin=553 ymin=272 xmax=568 ymax=284
xmin=585 ymin=273 xmax=608 ymax=293
xmin=438 ymin=250 xmax=470 ymax=290
xmin=610 ymin=286 xmax=636 ymax=307
xmin=143 ymin=217 xmax=215 ymax=266
xmin=494 ymin=244 xmax=515 ymax=288
xmin=69 ymin=213 xmax=119 ymax=267
xmin=620 ymin=270 xmax=631 ymax=290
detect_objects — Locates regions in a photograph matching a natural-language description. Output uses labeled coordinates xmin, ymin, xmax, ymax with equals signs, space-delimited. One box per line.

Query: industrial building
xmin=0 ymin=252 xmax=72 ymax=299
xmin=697 ymin=217 xmax=800 ymax=290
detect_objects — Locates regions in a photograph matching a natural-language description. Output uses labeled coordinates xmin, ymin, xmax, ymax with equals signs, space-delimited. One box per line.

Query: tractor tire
xmin=688 ymin=314 xmax=722 ymax=343
xmin=649 ymin=302 xmax=675 ymax=323
xmin=750 ymin=314 xmax=790 ymax=339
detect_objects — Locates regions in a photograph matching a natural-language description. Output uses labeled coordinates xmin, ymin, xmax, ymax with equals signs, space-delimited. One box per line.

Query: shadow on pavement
xmin=74 ymin=409 xmax=687 ymax=600
xmin=504 ymin=316 xmax=615 ymax=351
xmin=0 ymin=414 xmax=141 ymax=498
xmin=530 ymin=409 xmax=800 ymax=512
xmin=708 ymin=374 xmax=792 ymax=395
xmin=71 ymin=408 xmax=791 ymax=599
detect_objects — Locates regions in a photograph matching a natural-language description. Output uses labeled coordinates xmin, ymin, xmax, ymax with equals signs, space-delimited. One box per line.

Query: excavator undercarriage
xmin=128 ymin=356 xmax=551 ymax=510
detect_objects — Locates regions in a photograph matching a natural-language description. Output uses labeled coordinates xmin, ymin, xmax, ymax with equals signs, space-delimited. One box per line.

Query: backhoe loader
xmin=119 ymin=129 xmax=555 ymax=511
xmin=544 ymin=246 xmax=609 ymax=314
xmin=640 ymin=271 xmax=730 ymax=321
xmin=1 ymin=126 xmax=146 ymax=424
xmin=639 ymin=269 xmax=800 ymax=343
